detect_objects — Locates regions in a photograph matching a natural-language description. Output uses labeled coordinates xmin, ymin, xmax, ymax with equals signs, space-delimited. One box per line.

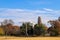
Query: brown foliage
xmin=48 ymin=20 xmax=60 ymax=34
xmin=3 ymin=23 xmax=20 ymax=35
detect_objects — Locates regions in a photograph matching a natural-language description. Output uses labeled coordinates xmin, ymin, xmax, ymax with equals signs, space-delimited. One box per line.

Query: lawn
xmin=0 ymin=36 xmax=60 ymax=40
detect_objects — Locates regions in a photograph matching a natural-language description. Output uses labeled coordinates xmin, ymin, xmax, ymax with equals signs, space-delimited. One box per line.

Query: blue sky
xmin=0 ymin=0 xmax=60 ymax=27
xmin=0 ymin=0 xmax=60 ymax=10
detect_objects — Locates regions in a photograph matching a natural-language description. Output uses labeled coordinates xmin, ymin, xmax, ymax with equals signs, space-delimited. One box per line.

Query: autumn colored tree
xmin=0 ymin=27 xmax=5 ymax=36
xmin=0 ymin=19 xmax=20 ymax=36
xmin=47 ymin=26 xmax=58 ymax=36
xmin=48 ymin=20 xmax=60 ymax=36
xmin=1 ymin=19 xmax=14 ymax=25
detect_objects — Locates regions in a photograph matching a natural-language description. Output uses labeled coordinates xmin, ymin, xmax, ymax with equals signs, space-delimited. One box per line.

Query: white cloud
xmin=0 ymin=8 xmax=60 ymax=27
xmin=43 ymin=8 xmax=54 ymax=11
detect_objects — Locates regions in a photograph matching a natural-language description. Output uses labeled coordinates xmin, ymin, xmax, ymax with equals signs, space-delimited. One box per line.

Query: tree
xmin=0 ymin=27 xmax=5 ymax=36
xmin=34 ymin=24 xmax=46 ymax=36
xmin=58 ymin=17 xmax=60 ymax=21
xmin=34 ymin=24 xmax=42 ymax=36
xmin=48 ymin=27 xmax=59 ymax=36
xmin=48 ymin=20 xmax=59 ymax=36
xmin=27 ymin=22 xmax=33 ymax=36
xmin=20 ymin=22 xmax=33 ymax=36
xmin=8 ymin=19 xmax=14 ymax=25
xmin=20 ymin=23 xmax=26 ymax=36
xmin=1 ymin=19 xmax=14 ymax=26
xmin=2 ymin=19 xmax=8 ymax=25
xmin=0 ymin=19 xmax=15 ymax=36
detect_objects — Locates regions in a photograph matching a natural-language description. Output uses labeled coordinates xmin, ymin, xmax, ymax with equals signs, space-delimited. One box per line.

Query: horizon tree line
xmin=0 ymin=16 xmax=60 ymax=36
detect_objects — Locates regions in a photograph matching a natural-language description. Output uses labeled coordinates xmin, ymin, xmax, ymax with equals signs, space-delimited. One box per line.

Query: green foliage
xmin=20 ymin=22 xmax=33 ymax=36
xmin=20 ymin=26 xmax=26 ymax=35
xmin=27 ymin=27 xmax=33 ymax=36
xmin=34 ymin=24 xmax=46 ymax=36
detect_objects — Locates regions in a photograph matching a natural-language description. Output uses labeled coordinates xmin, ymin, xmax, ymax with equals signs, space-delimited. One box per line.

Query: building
xmin=38 ymin=16 xmax=42 ymax=25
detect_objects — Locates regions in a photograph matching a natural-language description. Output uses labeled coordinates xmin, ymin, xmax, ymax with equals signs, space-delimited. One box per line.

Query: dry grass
xmin=0 ymin=36 xmax=60 ymax=40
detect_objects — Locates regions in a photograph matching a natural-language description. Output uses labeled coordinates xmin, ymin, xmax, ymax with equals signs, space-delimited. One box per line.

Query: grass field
xmin=0 ymin=36 xmax=60 ymax=40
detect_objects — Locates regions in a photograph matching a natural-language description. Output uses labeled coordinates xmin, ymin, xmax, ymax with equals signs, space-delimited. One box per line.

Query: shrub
xmin=0 ymin=27 xmax=5 ymax=36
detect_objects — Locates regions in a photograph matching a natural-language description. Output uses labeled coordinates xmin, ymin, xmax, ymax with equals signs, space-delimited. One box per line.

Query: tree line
xmin=0 ymin=17 xmax=60 ymax=37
